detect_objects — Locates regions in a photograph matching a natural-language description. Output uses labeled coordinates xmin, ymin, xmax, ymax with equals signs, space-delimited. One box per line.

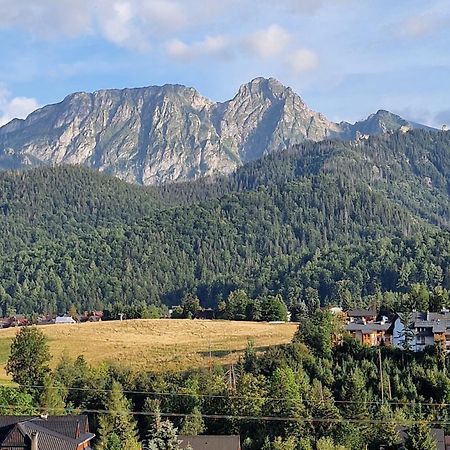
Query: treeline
xmin=5 ymin=314 xmax=449 ymax=449
xmin=171 ymin=291 xmax=288 ymax=322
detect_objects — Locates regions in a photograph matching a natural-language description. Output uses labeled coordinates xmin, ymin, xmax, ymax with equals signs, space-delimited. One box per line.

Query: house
xmin=79 ymin=311 xmax=103 ymax=323
xmin=55 ymin=315 xmax=76 ymax=324
xmin=178 ymin=435 xmax=241 ymax=450
xmin=346 ymin=321 xmax=394 ymax=347
xmin=392 ymin=311 xmax=450 ymax=352
xmin=37 ymin=314 xmax=56 ymax=326
xmin=0 ymin=415 xmax=95 ymax=450
xmin=0 ymin=315 xmax=29 ymax=329
xmin=344 ymin=308 xmax=394 ymax=347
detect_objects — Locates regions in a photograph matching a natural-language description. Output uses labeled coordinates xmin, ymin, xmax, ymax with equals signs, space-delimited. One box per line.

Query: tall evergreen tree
xmin=96 ymin=382 xmax=141 ymax=450
xmin=145 ymin=410 xmax=185 ymax=450
xmin=406 ymin=422 xmax=437 ymax=450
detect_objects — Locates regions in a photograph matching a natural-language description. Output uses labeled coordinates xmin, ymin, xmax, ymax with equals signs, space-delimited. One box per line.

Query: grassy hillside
xmin=0 ymin=320 xmax=297 ymax=381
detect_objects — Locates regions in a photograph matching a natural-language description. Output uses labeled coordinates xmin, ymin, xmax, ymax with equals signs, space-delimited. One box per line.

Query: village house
xmin=344 ymin=308 xmax=450 ymax=352
xmin=343 ymin=308 xmax=394 ymax=347
xmin=392 ymin=311 xmax=450 ymax=352
xmin=178 ymin=435 xmax=241 ymax=450
xmin=0 ymin=315 xmax=29 ymax=329
xmin=0 ymin=415 xmax=94 ymax=450
xmin=37 ymin=314 xmax=57 ymax=326
xmin=346 ymin=320 xmax=394 ymax=347
xmin=79 ymin=311 xmax=103 ymax=323
xmin=55 ymin=315 xmax=76 ymax=324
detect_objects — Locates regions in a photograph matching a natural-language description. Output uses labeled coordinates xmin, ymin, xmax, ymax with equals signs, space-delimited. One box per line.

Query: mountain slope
xmin=0 ymin=78 xmax=431 ymax=185
xmin=338 ymin=109 xmax=434 ymax=139
xmin=0 ymin=130 xmax=449 ymax=314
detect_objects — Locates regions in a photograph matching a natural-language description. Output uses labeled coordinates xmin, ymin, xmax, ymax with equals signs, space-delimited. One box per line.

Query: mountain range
xmin=0 ymin=77 xmax=433 ymax=185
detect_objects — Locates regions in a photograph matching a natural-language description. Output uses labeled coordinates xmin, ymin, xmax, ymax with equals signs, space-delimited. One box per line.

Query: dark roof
xmin=346 ymin=323 xmax=391 ymax=333
xmin=346 ymin=309 xmax=377 ymax=317
xmin=397 ymin=312 xmax=450 ymax=332
xmin=178 ymin=435 xmax=241 ymax=450
xmin=0 ymin=415 xmax=94 ymax=450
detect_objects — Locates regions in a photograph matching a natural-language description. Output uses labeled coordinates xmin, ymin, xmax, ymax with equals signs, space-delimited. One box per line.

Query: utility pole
xmin=227 ymin=364 xmax=237 ymax=394
xmin=378 ymin=347 xmax=384 ymax=402
xmin=387 ymin=375 xmax=392 ymax=400
xmin=208 ymin=338 xmax=212 ymax=373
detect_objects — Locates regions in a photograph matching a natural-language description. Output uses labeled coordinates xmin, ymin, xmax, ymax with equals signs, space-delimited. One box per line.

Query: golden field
xmin=0 ymin=319 xmax=297 ymax=381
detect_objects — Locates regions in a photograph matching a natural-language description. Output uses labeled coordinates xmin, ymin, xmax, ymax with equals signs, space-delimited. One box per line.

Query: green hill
xmin=0 ymin=130 xmax=449 ymax=314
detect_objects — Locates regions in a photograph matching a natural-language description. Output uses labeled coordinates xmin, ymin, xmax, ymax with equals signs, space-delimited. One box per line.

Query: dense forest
xmin=0 ymin=130 xmax=450 ymax=314
xmin=5 ymin=313 xmax=450 ymax=450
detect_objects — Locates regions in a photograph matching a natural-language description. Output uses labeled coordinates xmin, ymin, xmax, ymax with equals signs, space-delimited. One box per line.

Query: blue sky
xmin=0 ymin=0 xmax=449 ymax=126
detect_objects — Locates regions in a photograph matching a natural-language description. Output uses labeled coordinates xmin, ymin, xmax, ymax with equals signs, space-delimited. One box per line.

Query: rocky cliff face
xmin=0 ymin=77 xmax=431 ymax=185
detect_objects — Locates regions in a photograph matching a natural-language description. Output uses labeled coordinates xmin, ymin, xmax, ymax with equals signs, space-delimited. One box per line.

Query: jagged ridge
xmin=0 ymin=77 xmax=433 ymax=185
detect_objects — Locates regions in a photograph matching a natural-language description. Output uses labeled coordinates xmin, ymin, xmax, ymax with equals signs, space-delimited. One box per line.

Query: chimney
xmin=31 ymin=432 xmax=38 ymax=450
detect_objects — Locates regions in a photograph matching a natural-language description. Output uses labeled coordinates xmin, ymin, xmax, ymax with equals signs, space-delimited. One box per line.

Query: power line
xmin=0 ymin=402 xmax=446 ymax=425
xmin=1 ymin=383 xmax=450 ymax=408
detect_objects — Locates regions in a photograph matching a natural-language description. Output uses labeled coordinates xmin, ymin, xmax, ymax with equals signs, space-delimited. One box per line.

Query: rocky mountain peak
xmin=0 ymin=78 xmax=433 ymax=185
xmin=236 ymin=77 xmax=295 ymax=101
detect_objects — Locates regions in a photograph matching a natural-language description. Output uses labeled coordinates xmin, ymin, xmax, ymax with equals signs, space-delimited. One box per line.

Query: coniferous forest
xmin=0 ymin=129 xmax=450 ymax=315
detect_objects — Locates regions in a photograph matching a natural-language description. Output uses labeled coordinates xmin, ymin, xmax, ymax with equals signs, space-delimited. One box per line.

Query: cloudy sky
xmin=0 ymin=0 xmax=449 ymax=126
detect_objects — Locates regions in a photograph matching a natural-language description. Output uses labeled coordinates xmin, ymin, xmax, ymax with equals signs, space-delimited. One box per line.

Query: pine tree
xmin=316 ymin=437 xmax=348 ymax=450
xmin=39 ymin=375 xmax=66 ymax=415
xmin=406 ymin=422 xmax=437 ymax=450
xmin=399 ymin=312 xmax=415 ymax=351
xmin=180 ymin=407 xmax=205 ymax=435
xmin=96 ymin=382 xmax=141 ymax=450
xmin=145 ymin=410 xmax=185 ymax=450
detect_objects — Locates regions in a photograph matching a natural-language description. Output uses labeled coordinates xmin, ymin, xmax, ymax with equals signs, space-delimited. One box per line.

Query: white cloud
xmin=245 ymin=24 xmax=292 ymax=58
xmin=0 ymin=0 xmax=353 ymax=54
xmin=140 ymin=0 xmax=187 ymax=32
xmin=0 ymin=0 xmax=92 ymax=38
xmin=265 ymin=0 xmax=351 ymax=14
xmin=96 ymin=0 xmax=189 ymax=50
xmin=0 ymin=87 xmax=39 ymax=126
xmin=98 ymin=1 xmax=145 ymax=50
xmin=287 ymin=48 xmax=319 ymax=74
xmin=0 ymin=0 xmax=187 ymax=50
xmin=166 ymin=35 xmax=231 ymax=62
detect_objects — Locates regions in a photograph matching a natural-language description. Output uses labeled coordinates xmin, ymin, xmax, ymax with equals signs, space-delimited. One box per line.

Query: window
xmin=417 ymin=335 xmax=425 ymax=345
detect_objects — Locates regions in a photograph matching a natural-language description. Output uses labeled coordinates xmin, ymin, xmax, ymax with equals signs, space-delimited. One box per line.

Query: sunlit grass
xmin=0 ymin=320 xmax=297 ymax=381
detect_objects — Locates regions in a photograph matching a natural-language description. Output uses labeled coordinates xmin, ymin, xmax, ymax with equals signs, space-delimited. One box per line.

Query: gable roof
xmin=397 ymin=312 xmax=450 ymax=332
xmin=346 ymin=309 xmax=377 ymax=318
xmin=178 ymin=435 xmax=241 ymax=450
xmin=55 ymin=316 xmax=76 ymax=324
xmin=346 ymin=322 xmax=391 ymax=333
xmin=0 ymin=415 xmax=94 ymax=450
